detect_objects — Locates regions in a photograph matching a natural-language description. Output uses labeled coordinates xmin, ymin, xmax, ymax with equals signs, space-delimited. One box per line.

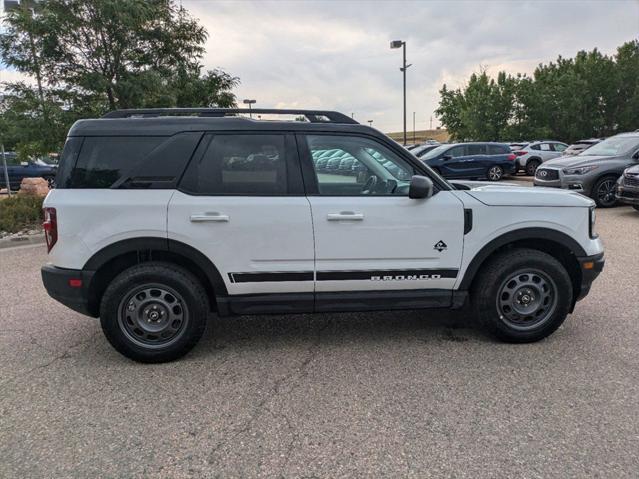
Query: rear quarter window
xmin=64 ymin=133 xmax=202 ymax=189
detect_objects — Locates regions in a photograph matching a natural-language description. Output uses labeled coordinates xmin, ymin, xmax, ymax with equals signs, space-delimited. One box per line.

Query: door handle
xmin=327 ymin=212 xmax=364 ymax=221
xmin=190 ymin=212 xmax=230 ymax=222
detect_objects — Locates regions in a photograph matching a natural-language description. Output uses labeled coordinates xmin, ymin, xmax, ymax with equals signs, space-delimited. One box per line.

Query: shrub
xmin=0 ymin=195 xmax=44 ymax=233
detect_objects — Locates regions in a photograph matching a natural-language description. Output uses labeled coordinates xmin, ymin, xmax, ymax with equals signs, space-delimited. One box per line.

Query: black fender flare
xmin=83 ymin=237 xmax=228 ymax=296
xmin=458 ymin=227 xmax=586 ymax=290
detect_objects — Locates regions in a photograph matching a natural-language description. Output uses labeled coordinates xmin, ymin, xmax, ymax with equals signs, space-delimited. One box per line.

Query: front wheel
xmin=592 ymin=176 xmax=618 ymax=208
xmin=100 ymin=262 xmax=209 ymax=363
xmin=472 ymin=248 xmax=572 ymax=343
xmin=487 ymin=165 xmax=504 ymax=181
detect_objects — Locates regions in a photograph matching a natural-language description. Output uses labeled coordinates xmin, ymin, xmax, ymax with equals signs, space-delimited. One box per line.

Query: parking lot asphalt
xmin=1 ymin=205 xmax=638 ymax=478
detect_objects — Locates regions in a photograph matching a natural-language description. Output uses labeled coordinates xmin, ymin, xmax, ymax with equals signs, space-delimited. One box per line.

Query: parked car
xmin=419 ymin=142 xmax=516 ymax=181
xmin=563 ymin=139 xmax=601 ymax=156
xmin=41 ymin=108 xmax=603 ymax=362
xmin=411 ymin=142 xmax=441 ymax=158
xmin=615 ymin=164 xmax=639 ymax=211
xmin=508 ymin=142 xmax=529 ymax=151
xmin=514 ymin=141 xmax=569 ymax=175
xmin=534 ymin=132 xmax=639 ymax=207
xmin=1 ymin=151 xmax=57 ymax=191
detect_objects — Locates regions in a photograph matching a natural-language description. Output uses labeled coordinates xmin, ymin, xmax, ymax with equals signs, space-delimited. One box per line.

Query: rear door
xmin=168 ymin=132 xmax=315 ymax=299
xmin=299 ymin=133 xmax=465 ymax=302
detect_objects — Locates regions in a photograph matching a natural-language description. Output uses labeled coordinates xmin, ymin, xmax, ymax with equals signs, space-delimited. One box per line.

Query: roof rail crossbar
xmin=102 ymin=108 xmax=358 ymax=124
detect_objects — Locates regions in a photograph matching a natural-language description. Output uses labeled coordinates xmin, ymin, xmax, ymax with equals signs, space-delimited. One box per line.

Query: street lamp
xmin=367 ymin=120 xmax=373 ymax=127
xmin=390 ymin=40 xmax=411 ymax=146
xmin=242 ymin=99 xmax=256 ymax=118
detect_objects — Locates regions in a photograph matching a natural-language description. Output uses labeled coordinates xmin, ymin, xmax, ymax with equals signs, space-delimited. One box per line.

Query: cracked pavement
xmin=1 ymin=206 xmax=638 ymax=478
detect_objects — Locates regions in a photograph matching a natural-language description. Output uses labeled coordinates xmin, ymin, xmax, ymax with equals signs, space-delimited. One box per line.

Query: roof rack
xmin=102 ymin=108 xmax=358 ymax=124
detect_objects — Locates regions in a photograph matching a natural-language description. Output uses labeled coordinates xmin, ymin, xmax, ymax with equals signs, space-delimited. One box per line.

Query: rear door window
xmin=487 ymin=144 xmax=509 ymax=155
xmin=466 ymin=144 xmax=486 ymax=155
xmin=180 ymin=134 xmax=298 ymax=195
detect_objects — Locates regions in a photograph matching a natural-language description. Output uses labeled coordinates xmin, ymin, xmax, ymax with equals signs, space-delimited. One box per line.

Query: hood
xmin=542 ymin=154 xmax=615 ymax=168
xmin=463 ymin=184 xmax=594 ymax=207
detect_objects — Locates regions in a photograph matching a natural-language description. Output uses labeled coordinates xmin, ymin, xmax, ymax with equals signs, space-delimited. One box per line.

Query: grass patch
xmin=0 ymin=195 xmax=44 ymax=233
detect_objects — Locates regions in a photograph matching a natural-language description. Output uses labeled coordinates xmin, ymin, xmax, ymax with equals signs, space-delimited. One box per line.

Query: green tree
xmin=0 ymin=0 xmax=239 ymax=157
xmin=436 ymin=40 xmax=639 ymax=143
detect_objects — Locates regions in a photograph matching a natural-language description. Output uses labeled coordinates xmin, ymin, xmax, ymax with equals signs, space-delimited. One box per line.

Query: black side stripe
xmin=229 ymin=271 xmax=314 ymax=283
xmin=317 ymin=269 xmax=458 ymax=281
xmin=229 ymin=269 xmax=458 ymax=283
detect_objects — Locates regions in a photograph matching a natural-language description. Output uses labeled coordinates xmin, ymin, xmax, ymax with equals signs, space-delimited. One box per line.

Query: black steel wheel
xmin=100 ymin=262 xmax=209 ymax=363
xmin=472 ymin=248 xmax=572 ymax=343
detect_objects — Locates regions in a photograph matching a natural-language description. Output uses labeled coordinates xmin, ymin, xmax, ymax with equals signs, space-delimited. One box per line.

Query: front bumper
xmin=575 ymin=253 xmax=605 ymax=303
xmin=533 ymin=168 xmax=592 ymax=194
xmin=616 ymin=183 xmax=639 ymax=206
xmin=41 ymin=265 xmax=97 ymax=317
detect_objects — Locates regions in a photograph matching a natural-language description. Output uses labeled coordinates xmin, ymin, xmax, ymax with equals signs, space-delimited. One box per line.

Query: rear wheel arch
xmin=460 ymin=228 xmax=584 ymax=307
xmin=84 ymin=237 xmax=227 ymax=316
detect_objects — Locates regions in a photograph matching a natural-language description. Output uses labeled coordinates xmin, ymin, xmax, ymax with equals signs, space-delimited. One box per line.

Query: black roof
xmin=69 ymin=108 xmax=371 ymax=137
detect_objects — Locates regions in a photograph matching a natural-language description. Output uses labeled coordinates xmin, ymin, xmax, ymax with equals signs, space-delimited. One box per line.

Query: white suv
xmin=41 ymin=109 xmax=604 ymax=362
xmin=515 ymin=141 xmax=569 ymax=175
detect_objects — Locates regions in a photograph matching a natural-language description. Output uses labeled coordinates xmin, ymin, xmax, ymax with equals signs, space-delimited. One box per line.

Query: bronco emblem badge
xmin=434 ymin=240 xmax=447 ymax=252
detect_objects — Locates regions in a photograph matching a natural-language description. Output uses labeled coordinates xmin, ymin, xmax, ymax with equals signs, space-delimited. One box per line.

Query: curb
xmin=0 ymin=233 xmax=46 ymax=250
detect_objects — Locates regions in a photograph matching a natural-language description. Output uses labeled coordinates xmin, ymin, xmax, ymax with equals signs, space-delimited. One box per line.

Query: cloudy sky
xmin=2 ymin=0 xmax=638 ymax=132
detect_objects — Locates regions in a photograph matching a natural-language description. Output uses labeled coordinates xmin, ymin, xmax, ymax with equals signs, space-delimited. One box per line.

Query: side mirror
xmin=442 ymin=155 xmax=452 ymax=161
xmin=408 ymin=175 xmax=434 ymax=199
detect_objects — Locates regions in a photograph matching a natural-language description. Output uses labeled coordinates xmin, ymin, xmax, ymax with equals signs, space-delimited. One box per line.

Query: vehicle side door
xmin=298 ymin=133 xmax=465 ymax=308
xmin=439 ymin=145 xmax=468 ymax=178
xmin=168 ymin=132 xmax=315 ymax=308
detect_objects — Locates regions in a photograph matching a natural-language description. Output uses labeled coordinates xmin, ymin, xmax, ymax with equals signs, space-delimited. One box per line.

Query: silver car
xmin=533 ymin=132 xmax=639 ymax=207
xmin=515 ymin=141 xmax=569 ymax=175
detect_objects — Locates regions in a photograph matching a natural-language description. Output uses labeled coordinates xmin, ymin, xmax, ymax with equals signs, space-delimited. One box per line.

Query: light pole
xmin=242 ymin=99 xmax=256 ymax=118
xmin=390 ymin=40 xmax=411 ymax=146
xmin=413 ymin=111 xmax=416 ymax=144
xmin=367 ymin=120 xmax=373 ymax=127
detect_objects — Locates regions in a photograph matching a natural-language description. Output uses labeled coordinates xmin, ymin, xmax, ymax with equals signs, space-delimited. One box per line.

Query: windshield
xmin=420 ymin=144 xmax=451 ymax=160
xmin=580 ymin=136 xmax=639 ymax=157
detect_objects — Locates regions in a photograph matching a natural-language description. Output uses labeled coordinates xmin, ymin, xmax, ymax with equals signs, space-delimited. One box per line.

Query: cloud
xmin=2 ymin=1 xmax=636 ymax=132
xmin=186 ymin=0 xmax=639 ymax=132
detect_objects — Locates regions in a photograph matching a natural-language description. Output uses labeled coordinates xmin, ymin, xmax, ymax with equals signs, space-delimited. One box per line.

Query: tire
xmin=487 ymin=165 xmax=504 ymax=181
xmin=592 ymin=176 xmax=618 ymax=208
xmin=525 ymin=159 xmax=540 ymax=176
xmin=100 ymin=262 xmax=209 ymax=363
xmin=471 ymin=248 xmax=572 ymax=343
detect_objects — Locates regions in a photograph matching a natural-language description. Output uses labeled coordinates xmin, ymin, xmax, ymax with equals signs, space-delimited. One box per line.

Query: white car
xmin=41 ymin=109 xmax=604 ymax=362
xmin=515 ymin=141 xmax=569 ymax=175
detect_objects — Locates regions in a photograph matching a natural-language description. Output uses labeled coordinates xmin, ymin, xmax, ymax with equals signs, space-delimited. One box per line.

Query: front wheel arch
xmin=460 ymin=229 xmax=584 ymax=308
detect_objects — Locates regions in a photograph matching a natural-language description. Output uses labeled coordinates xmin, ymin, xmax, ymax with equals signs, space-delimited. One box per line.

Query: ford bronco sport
xmin=41 ymin=109 xmax=604 ymax=363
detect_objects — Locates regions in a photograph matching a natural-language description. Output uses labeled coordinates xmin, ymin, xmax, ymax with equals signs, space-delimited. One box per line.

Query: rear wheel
xmin=472 ymin=248 xmax=572 ymax=343
xmin=525 ymin=159 xmax=540 ymax=176
xmin=592 ymin=176 xmax=618 ymax=208
xmin=487 ymin=165 xmax=504 ymax=181
xmin=100 ymin=262 xmax=209 ymax=363
xmin=44 ymin=176 xmax=56 ymax=188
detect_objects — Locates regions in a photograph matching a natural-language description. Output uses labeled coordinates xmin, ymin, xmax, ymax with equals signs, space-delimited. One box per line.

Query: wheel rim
xmin=596 ymin=179 xmax=616 ymax=206
xmin=117 ymin=284 xmax=189 ymax=349
xmin=527 ymin=162 xmax=538 ymax=174
xmin=488 ymin=166 xmax=502 ymax=181
xmin=496 ymin=269 xmax=558 ymax=331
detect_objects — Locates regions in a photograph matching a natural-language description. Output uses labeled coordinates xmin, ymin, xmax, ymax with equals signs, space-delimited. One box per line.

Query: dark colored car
xmin=1 ymin=152 xmax=57 ymax=191
xmin=616 ymin=164 xmax=639 ymax=211
xmin=419 ymin=142 xmax=516 ymax=181
xmin=411 ymin=143 xmax=441 ymax=158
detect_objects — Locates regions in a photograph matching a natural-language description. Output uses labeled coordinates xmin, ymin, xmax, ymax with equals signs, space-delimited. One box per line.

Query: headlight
xmin=563 ymin=165 xmax=599 ymax=175
xmin=589 ymin=206 xmax=597 ymax=239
